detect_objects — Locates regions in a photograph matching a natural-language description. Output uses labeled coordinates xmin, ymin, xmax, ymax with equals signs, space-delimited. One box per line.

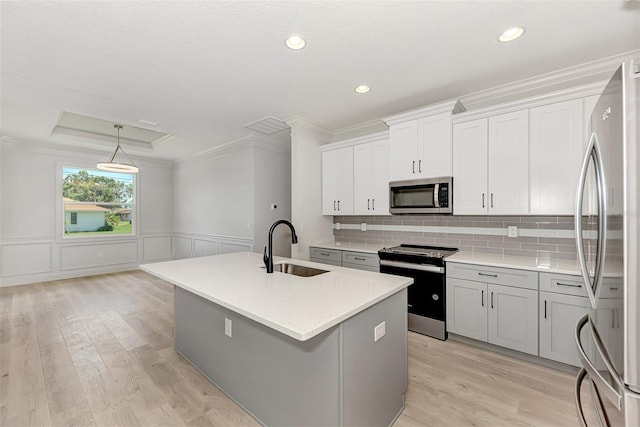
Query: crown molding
xmin=453 ymin=80 xmax=607 ymax=124
xmin=383 ymin=99 xmax=465 ymax=126
xmin=321 ymin=130 xmax=389 ymax=152
xmin=460 ymin=49 xmax=640 ymax=110
xmin=332 ymin=118 xmax=389 ymax=142
xmin=284 ymin=116 xmax=333 ymax=142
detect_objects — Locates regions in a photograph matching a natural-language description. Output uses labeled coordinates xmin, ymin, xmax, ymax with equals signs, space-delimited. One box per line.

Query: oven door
xmin=379 ymin=261 xmax=445 ymax=320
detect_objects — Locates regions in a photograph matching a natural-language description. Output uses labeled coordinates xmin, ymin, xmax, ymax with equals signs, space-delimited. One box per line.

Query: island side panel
xmin=174 ymin=286 xmax=340 ymax=426
xmin=342 ymin=289 xmax=408 ymax=427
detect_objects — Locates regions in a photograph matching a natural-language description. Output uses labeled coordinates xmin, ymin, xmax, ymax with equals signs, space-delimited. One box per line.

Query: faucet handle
xmin=263 ymin=246 xmax=269 ymax=268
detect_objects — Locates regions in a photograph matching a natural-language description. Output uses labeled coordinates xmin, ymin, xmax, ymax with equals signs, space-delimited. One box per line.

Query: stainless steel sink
xmin=264 ymin=262 xmax=329 ymax=277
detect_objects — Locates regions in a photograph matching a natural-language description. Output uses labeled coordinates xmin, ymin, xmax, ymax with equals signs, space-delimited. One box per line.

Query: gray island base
xmin=141 ymin=252 xmax=411 ymax=426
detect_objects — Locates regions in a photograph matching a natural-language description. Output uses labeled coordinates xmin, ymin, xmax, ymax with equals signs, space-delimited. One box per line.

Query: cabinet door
xmin=446 ymin=278 xmax=487 ymax=341
xmin=488 ymin=110 xmax=529 ymax=214
xmin=353 ymin=143 xmax=373 ymax=215
xmin=389 ymin=121 xmax=418 ymax=181
xmin=594 ymin=298 xmax=623 ymax=372
xmin=322 ymin=147 xmax=353 ymax=215
xmin=417 ymin=112 xmax=452 ymax=177
xmin=487 ymin=284 xmax=538 ymax=355
xmin=529 ymin=99 xmax=584 ymax=215
xmin=370 ymin=139 xmax=390 ymax=214
xmin=452 ymin=119 xmax=488 ymax=214
xmin=539 ymin=291 xmax=593 ymax=366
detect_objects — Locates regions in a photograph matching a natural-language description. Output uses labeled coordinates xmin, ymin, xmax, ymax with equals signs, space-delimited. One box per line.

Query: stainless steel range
xmin=378 ymin=244 xmax=458 ymax=340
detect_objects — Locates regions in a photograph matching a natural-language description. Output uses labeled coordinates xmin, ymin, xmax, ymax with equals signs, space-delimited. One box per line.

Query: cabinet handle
xmin=481 ymin=290 xmax=484 ymax=307
xmin=491 ymin=193 xmax=494 ymax=208
xmin=418 ymin=159 xmax=422 ymax=173
xmin=372 ymin=199 xmax=375 ymax=210
xmin=482 ymin=193 xmax=485 ymax=208
xmin=412 ymin=160 xmax=415 ymax=174
xmin=556 ymin=282 xmax=582 ymax=288
xmin=478 ymin=272 xmax=498 ymax=278
xmin=337 ymin=200 xmax=340 ymax=211
xmin=368 ymin=199 xmax=371 ymax=210
xmin=333 ymin=201 xmax=336 ymax=211
xmin=612 ymin=308 xmax=616 ymax=329
xmin=609 ymin=287 xmax=619 ymax=291
xmin=544 ymin=300 xmax=547 ymax=319
xmin=354 ymin=257 xmax=366 ymax=261
xmin=491 ymin=291 xmax=494 ymax=309
xmin=319 ymin=252 xmax=332 ymax=257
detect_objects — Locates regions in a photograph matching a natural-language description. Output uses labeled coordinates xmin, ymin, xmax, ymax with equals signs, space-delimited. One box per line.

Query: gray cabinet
xmin=539 ymin=272 xmax=623 ymax=367
xmin=447 ymin=263 xmax=538 ymax=355
xmin=310 ymin=247 xmax=379 ymax=272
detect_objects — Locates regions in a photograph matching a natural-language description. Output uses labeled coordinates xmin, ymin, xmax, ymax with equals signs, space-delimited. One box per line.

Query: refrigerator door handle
xmin=575 ymin=313 xmax=624 ymax=411
xmin=575 ymin=368 xmax=612 ymax=427
xmin=574 ymin=131 xmax=608 ymax=309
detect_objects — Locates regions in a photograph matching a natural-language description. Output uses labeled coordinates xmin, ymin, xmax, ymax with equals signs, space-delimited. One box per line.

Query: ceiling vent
xmin=51 ymin=112 xmax=172 ymax=151
xmin=244 ymin=116 xmax=290 ymax=135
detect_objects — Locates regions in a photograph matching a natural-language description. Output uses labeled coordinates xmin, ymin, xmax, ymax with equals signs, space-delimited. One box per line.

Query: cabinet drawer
xmin=447 ymin=262 xmax=538 ymax=290
xmin=341 ymin=251 xmax=379 ymax=268
xmin=309 ymin=247 xmax=341 ymax=263
xmin=310 ymin=257 xmax=341 ymax=267
xmin=539 ymin=272 xmax=622 ymax=299
xmin=539 ymin=272 xmax=586 ymax=296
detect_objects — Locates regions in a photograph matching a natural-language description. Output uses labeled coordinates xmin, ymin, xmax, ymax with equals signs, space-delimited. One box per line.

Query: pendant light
xmin=97 ymin=124 xmax=139 ymax=173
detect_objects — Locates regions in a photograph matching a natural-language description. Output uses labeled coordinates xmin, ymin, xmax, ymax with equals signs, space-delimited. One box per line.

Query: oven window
xmin=392 ymin=186 xmax=435 ymax=208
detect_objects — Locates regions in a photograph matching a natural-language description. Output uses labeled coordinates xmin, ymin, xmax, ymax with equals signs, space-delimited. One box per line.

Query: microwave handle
xmin=434 ymin=183 xmax=439 ymax=207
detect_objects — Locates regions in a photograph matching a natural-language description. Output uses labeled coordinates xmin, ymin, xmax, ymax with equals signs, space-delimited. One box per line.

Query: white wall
xmin=172 ymin=136 xmax=292 ymax=259
xmin=287 ymin=117 xmax=334 ymax=260
xmin=0 ymin=140 xmax=174 ymax=286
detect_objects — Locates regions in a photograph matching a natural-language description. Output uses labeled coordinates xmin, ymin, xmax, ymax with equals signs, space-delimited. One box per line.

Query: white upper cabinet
xmin=529 ymin=99 xmax=584 ymax=215
xmin=453 ymin=110 xmax=529 ymax=215
xmin=322 ymin=147 xmax=353 ymax=215
xmin=453 ymin=119 xmax=488 ymax=214
xmin=488 ymin=110 xmax=529 ymax=214
xmin=353 ymin=139 xmax=390 ymax=215
xmin=385 ymin=100 xmax=464 ymax=182
xmin=388 ymin=112 xmax=453 ymax=181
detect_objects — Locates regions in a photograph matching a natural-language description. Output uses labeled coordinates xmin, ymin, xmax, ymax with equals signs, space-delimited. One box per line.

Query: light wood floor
xmin=1 ymin=270 xmax=602 ymax=426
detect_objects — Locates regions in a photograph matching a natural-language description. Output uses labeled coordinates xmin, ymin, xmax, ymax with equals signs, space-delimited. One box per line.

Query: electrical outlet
xmin=361 ymin=222 xmax=367 ymax=232
xmin=507 ymin=226 xmax=518 ymax=238
xmin=225 ymin=318 xmax=232 ymax=337
xmin=270 ymin=203 xmax=277 ymax=210
xmin=374 ymin=321 xmax=386 ymax=342
xmin=335 ymin=222 xmax=341 ymax=230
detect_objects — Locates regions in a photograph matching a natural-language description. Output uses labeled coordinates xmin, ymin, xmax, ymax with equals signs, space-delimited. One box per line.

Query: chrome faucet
xmin=264 ymin=220 xmax=298 ymax=273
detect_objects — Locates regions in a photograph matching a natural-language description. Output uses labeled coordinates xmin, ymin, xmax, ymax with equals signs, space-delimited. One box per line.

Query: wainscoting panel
xmin=143 ymin=235 xmax=172 ymax=261
xmin=174 ymin=236 xmax=193 ymax=260
xmin=193 ymin=239 xmax=219 ymax=258
xmin=220 ymin=241 xmax=252 ymax=254
xmin=1 ymin=242 xmax=52 ymax=277
xmin=60 ymin=241 xmax=138 ymax=270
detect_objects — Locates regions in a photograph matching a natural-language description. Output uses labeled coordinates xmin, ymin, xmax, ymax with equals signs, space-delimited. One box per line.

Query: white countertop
xmin=310 ymin=241 xmax=385 ymax=254
xmin=446 ymin=252 xmax=623 ymax=277
xmin=140 ymin=252 xmax=412 ymax=342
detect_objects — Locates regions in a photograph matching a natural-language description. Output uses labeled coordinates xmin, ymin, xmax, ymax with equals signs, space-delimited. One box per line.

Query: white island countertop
xmin=140 ymin=252 xmax=412 ymax=341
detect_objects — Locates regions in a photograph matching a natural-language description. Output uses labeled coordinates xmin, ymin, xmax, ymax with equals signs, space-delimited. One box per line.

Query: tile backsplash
xmin=332 ymin=214 xmax=621 ymax=262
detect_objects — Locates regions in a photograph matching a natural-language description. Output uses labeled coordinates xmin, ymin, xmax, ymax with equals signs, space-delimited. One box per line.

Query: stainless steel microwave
xmin=389 ymin=177 xmax=452 ymax=214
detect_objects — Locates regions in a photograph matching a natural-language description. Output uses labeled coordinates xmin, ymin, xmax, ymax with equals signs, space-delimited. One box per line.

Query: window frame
xmin=57 ymin=162 xmax=138 ymax=242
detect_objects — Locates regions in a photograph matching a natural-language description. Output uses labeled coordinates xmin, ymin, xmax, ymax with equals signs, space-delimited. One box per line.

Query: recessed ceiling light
xmin=355 ymin=85 xmax=370 ymax=94
xmin=285 ymin=35 xmax=306 ymax=50
xmin=498 ymin=27 xmax=525 ymax=42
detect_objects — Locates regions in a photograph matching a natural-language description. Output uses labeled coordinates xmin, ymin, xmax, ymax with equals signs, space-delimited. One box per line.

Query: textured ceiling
xmin=1 ymin=1 xmax=638 ymax=160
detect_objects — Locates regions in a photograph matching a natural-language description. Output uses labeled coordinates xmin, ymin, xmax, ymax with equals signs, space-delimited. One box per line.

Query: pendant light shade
xmin=97 ymin=124 xmax=139 ymax=173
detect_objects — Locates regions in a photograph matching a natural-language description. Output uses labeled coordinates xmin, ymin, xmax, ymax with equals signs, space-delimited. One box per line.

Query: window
xmin=62 ymin=167 xmax=135 ymax=237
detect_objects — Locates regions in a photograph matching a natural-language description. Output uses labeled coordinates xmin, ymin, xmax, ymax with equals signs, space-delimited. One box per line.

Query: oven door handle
xmin=380 ymin=260 xmax=444 ymax=274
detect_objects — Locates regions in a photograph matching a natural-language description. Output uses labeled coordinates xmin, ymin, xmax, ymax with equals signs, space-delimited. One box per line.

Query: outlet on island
xmin=374 ymin=321 xmax=386 ymax=342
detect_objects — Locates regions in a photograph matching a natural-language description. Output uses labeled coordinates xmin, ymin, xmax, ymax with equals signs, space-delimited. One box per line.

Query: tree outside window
xmin=62 ymin=167 xmax=135 ymax=237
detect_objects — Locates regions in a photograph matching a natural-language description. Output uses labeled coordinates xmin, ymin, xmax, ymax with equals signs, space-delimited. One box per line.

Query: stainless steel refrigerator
xmin=574 ymin=60 xmax=640 ymax=426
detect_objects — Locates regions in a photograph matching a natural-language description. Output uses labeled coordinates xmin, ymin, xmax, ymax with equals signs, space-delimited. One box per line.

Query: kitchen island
xmin=140 ymin=252 xmax=412 ymax=426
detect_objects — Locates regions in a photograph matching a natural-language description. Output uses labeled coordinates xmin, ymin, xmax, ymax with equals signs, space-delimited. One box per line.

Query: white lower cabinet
xmin=447 ymin=263 xmax=538 ymax=355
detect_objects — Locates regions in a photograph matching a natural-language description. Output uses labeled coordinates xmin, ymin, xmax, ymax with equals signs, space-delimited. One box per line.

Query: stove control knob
xmin=432 ymin=294 xmax=439 ymax=301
